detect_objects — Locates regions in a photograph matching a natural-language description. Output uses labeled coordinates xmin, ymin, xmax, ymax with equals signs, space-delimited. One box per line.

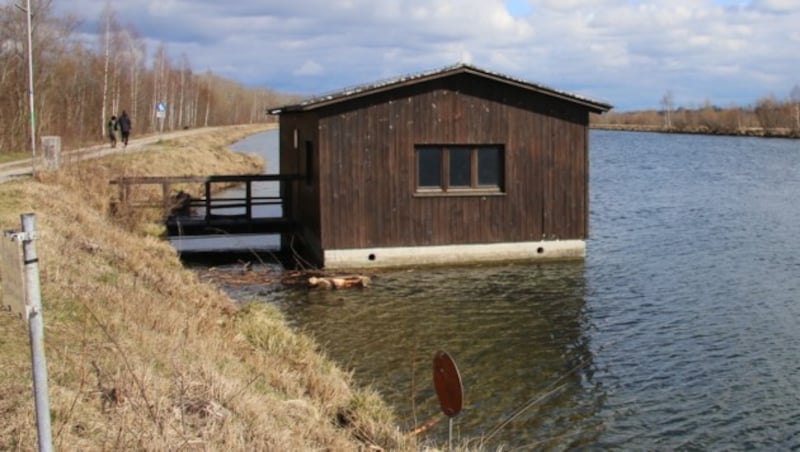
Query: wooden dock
xmin=111 ymin=174 xmax=302 ymax=237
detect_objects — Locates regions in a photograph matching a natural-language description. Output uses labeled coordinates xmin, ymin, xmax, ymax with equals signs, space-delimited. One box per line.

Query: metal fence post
xmin=20 ymin=213 xmax=53 ymax=452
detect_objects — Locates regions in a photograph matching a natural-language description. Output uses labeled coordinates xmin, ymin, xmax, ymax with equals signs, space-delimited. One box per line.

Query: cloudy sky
xmin=56 ymin=0 xmax=799 ymax=111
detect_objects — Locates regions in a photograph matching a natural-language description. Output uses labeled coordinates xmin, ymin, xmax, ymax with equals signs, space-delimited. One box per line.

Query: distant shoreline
xmin=591 ymin=123 xmax=800 ymax=139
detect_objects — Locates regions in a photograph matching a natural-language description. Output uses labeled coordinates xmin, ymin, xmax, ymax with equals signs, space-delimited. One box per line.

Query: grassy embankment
xmin=0 ymin=124 xmax=408 ymax=450
xmin=0 ymin=152 xmax=30 ymax=165
xmin=591 ymin=122 xmax=800 ymax=138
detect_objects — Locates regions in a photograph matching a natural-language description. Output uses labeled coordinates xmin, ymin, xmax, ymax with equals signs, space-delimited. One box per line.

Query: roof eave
xmin=271 ymin=64 xmax=613 ymax=114
xmin=463 ymin=69 xmax=612 ymax=113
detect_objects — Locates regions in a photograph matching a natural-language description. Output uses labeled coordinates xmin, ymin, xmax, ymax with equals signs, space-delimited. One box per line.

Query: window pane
xmin=418 ymin=147 xmax=442 ymax=188
xmin=449 ymin=147 xmax=471 ymax=187
xmin=478 ymin=146 xmax=502 ymax=186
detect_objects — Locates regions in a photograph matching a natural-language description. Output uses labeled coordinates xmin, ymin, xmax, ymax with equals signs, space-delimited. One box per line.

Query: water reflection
xmin=268 ymin=261 xmax=602 ymax=448
xmin=209 ymin=130 xmax=800 ymax=449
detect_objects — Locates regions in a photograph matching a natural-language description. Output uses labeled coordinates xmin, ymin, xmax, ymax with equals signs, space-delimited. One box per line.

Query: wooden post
xmin=245 ymin=180 xmax=252 ymax=221
xmin=162 ymin=183 xmax=171 ymax=216
xmin=205 ymin=181 xmax=212 ymax=221
xmin=283 ymin=178 xmax=293 ymax=220
xmin=122 ymin=180 xmax=131 ymax=208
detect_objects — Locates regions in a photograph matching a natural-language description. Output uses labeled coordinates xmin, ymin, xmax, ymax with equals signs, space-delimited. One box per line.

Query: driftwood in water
xmin=409 ymin=416 xmax=443 ymax=436
xmin=194 ymin=266 xmax=371 ymax=290
xmin=308 ymin=275 xmax=370 ymax=289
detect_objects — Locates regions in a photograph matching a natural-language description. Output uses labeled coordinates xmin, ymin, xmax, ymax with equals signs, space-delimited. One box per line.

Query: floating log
xmin=308 ymin=275 xmax=370 ymax=289
xmin=409 ymin=416 xmax=443 ymax=436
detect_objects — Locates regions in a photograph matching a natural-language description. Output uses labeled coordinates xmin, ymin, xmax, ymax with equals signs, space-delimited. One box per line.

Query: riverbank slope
xmin=591 ymin=123 xmax=800 ymax=138
xmin=0 ymin=125 xmax=407 ymax=450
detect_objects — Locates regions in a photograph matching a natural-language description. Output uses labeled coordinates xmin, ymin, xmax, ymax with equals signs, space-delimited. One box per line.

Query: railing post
xmin=117 ymin=179 xmax=125 ymax=207
xmin=283 ymin=177 xmax=294 ymax=220
xmin=205 ymin=181 xmax=212 ymax=222
xmin=122 ymin=180 xmax=131 ymax=208
xmin=246 ymin=180 xmax=253 ymax=221
xmin=162 ymin=183 xmax=171 ymax=216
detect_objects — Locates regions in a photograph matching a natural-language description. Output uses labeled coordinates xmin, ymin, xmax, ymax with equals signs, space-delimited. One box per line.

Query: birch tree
xmin=99 ymin=4 xmax=122 ymax=136
xmin=151 ymin=43 xmax=171 ymax=132
xmin=176 ymin=53 xmax=193 ymax=128
xmin=0 ymin=3 xmax=279 ymax=155
xmin=113 ymin=25 xmax=146 ymax=122
xmin=203 ymin=71 xmax=212 ymax=127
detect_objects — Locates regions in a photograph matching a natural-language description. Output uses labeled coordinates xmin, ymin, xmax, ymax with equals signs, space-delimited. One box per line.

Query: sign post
xmin=1 ymin=214 xmax=53 ymax=452
xmin=433 ymin=351 xmax=463 ymax=450
xmin=156 ymin=102 xmax=167 ymax=134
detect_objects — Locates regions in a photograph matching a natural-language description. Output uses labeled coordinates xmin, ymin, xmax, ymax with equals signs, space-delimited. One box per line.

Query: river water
xmin=170 ymin=133 xmax=282 ymax=253
xmin=212 ymin=130 xmax=800 ymax=449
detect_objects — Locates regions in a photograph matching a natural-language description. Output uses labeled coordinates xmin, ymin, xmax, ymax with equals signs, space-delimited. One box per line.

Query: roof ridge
xmin=270 ymin=63 xmax=612 ymax=114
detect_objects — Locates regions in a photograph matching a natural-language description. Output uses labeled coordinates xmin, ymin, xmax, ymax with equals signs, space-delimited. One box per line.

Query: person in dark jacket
xmin=107 ymin=115 xmax=118 ymax=148
xmin=118 ymin=110 xmax=132 ymax=147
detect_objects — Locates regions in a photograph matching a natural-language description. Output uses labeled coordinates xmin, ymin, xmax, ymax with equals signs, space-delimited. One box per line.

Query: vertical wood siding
xmin=279 ymin=112 xmax=323 ymax=261
xmin=299 ymin=74 xmax=589 ymax=250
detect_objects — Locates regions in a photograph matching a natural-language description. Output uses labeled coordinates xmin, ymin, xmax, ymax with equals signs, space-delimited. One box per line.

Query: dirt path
xmin=0 ymin=126 xmax=229 ymax=183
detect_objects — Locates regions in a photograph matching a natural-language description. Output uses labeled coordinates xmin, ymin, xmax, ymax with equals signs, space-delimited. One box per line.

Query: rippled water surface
xmin=222 ymin=130 xmax=800 ymax=449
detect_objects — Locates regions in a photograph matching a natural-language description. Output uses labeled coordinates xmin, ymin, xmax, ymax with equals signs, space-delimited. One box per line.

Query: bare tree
xmin=40 ymin=9 xmax=89 ymax=147
xmin=0 ymin=0 xmax=80 ymax=151
xmin=151 ymin=43 xmax=170 ymax=132
xmin=754 ymin=95 xmax=793 ymax=131
xmin=790 ymin=84 xmax=800 ymax=131
xmin=99 ymin=4 xmax=122 ymax=137
xmin=0 ymin=2 xmax=27 ymax=152
xmin=660 ymin=90 xmax=674 ymax=129
xmin=124 ymin=26 xmax=147 ymax=122
xmin=203 ymin=71 xmax=212 ymax=127
xmin=0 ymin=4 xmax=277 ymax=155
xmin=176 ymin=53 xmax=193 ymax=128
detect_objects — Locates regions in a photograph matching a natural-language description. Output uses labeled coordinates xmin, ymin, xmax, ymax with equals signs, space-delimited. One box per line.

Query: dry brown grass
xmin=0 ymin=125 xmax=408 ymax=451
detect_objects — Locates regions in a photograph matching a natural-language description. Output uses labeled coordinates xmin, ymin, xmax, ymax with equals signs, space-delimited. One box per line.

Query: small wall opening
xmin=368 ymin=253 xmax=376 ymax=261
xmin=537 ymin=247 xmax=545 ymax=254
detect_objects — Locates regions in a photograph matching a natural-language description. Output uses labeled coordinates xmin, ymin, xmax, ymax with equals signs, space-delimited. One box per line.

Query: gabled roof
xmin=270 ymin=63 xmax=612 ymax=114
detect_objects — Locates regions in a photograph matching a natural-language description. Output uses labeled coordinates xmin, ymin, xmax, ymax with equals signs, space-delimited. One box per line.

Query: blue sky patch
xmin=506 ymin=0 xmax=533 ymax=17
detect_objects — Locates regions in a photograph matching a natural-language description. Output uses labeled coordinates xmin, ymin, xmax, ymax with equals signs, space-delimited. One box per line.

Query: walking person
xmin=118 ymin=110 xmax=132 ymax=148
xmin=107 ymin=115 xmax=118 ymax=148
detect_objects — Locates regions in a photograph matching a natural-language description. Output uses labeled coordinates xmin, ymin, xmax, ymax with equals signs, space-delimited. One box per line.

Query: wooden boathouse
xmin=270 ymin=63 xmax=612 ymax=268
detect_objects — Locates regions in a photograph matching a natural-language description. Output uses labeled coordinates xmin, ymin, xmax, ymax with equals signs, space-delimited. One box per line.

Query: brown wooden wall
xmin=284 ymin=73 xmax=591 ymax=252
xmin=278 ymin=111 xmax=324 ymax=262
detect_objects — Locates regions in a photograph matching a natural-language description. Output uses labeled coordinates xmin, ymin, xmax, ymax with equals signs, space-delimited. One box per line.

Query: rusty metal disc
xmin=433 ymin=351 xmax=463 ymax=417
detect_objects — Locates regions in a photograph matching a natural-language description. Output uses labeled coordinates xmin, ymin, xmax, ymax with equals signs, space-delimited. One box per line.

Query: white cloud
xmin=750 ymin=0 xmax=796 ymax=13
xmin=54 ymin=0 xmax=800 ymax=110
xmin=146 ymin=0 xmax=180 ymax=18
xmin=294 ymin=60 xmax=324 ymax=76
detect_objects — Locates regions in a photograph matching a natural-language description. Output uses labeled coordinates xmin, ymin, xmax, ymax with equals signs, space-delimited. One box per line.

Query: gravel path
xmin=0 ymin=127 xmax=227 ymax=183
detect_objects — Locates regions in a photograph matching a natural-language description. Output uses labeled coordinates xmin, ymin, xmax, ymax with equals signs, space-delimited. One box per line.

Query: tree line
xmin=592 ymin=87 xmax=800 ymax=138
xmin=0 ymin=0 xmax=299 ymax=155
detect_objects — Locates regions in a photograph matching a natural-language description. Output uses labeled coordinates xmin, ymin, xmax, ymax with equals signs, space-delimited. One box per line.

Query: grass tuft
xmin=0 ymin=125 xmax=408 ymax=451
